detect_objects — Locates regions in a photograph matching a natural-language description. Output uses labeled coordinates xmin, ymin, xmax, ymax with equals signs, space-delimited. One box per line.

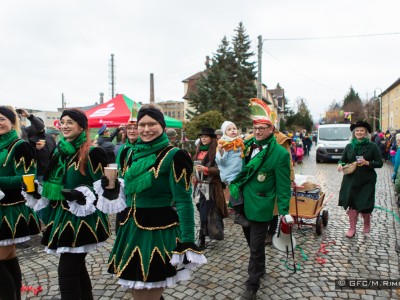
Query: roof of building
xmin=182 ymin=70 xmax=210 ymax=100
xmin=382 ymin=77 xmax=400 ymax=96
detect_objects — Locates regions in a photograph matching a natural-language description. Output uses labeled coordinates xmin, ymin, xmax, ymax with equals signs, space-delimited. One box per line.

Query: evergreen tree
xmin=189 ymin=22 xmax=256 ymax=130
xmin=184 ymin=110 xmax=225 ymax=140
xmin=188 ymin=36 xmax=236 ymax=119
xmin=285 ymin=98 xmax=313 ymax=132
xmin=342 ymin=86 xmax=365 ymax=121
xmin=231 ymin=22 xmax=257 ymax=130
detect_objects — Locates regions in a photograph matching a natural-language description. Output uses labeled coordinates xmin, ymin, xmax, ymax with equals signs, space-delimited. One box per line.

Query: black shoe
xmin=234 ymin=214 xmax=251 ymax=228
xmin=197 ymin=230 xmax=206 ymax=250
xmin=16 ymin=241 xmax=31 ymax=249
xmin=264 ymin=233 xmax=274 ymax=246
xmin=240 ymin=289 xmax=257 ymax=300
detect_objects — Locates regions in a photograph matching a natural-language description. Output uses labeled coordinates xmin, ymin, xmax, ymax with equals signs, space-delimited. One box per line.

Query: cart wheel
xmin=322 ymin=210 xmax=329 ymax=226
xmin=316 ymin=216 xmax=323 ymax=235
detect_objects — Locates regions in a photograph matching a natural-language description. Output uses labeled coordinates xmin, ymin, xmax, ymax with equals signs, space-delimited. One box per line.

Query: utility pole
xmin=257 ymin=35 xmax=263 ymax=99
xmin=150 ymin=73 xmax=155 ymax=103
xmin=61 ymin=93 xmax=66 ymax=108
xmin=109 ymin=54 xmax=115 ymax=99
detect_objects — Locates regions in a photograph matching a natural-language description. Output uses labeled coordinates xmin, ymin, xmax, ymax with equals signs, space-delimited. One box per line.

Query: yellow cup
xmin=22 ymin=174 xmax=35 ymax=192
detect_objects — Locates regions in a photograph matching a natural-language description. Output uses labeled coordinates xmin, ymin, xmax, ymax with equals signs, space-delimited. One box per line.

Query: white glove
xmin=284 ymin=214 xmax=294 ymax=224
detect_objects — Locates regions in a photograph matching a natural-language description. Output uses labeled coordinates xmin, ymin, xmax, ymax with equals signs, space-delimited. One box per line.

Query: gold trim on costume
xmin=0 ymin=200 xmax=26 ymax=206
xmin=172 ymin=163 xmax=190 ymax=191
xmin=149 ymin=148 xmax=175 ymax=179
xmin=133 ymin=195 xmax=179 ymax=230
xmin=114 ymin=245 xmax=166 ymax=281
xmin=15 ymin=157 xmax=36 ymax=174
xmin=66 ymin=152 xmax=80 ymax=171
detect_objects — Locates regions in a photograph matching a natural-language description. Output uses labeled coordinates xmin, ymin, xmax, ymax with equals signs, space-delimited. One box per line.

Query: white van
xmin=316 ymin=123 xmax=351 ymax=163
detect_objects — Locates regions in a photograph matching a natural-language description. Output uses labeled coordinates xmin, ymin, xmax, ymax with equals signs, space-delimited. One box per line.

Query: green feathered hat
xmin=127 ymin=102 xmax=138 ymax=124
xmin=249 ymin=98 xmax=273 ymax=125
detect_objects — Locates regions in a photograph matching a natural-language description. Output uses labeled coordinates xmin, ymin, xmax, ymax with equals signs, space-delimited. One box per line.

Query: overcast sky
xmin=1 ymin=0 xmax=399 ymax=122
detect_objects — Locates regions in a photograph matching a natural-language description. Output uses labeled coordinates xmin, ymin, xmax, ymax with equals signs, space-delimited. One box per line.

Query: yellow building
xmin=157 ymin=101 xmax=185 ymax=122
xmin=381 ymin=77 xmax=400 ymax=131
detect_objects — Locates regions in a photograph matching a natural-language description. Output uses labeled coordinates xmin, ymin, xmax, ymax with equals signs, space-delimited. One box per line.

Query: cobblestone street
xmin=18 ymin=148 xmax=400 ymax=299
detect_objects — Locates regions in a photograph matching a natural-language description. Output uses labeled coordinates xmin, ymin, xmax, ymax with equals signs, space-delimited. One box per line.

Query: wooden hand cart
xmin=289 ymin=186 xmax=329 ymax=235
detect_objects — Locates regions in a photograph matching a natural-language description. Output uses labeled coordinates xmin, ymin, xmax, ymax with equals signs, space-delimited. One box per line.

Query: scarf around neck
xmin=219 ymin=135 xmax=245 ymax=156
xmin=124 ymin=133 xmax=170 ymax=195
xmin=351 ymin=137 xmax=369 ymax=155
xmin=230 ymin=134 xmax=276 ymax=199
xmin=0 ymin=130 xmax=19 ymax=165
xmin=199 ymin=144 xmax=210 ymax=151
xmin=116 ymin=138 xmax=137 ymax=167
xmin=42 ymin=131 xmax=87 ymax=200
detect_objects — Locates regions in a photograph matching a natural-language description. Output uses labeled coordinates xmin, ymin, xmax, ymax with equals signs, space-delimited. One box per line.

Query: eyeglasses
xmin=252 ymin=126 xmax=271 ymax=133
xmin=137 ymin=122 xmax=159 ymax=129
xmin=126 ymin=125 xmax=138 ymax=131
xmin=60 ymin=120 xmax=77 ymax=127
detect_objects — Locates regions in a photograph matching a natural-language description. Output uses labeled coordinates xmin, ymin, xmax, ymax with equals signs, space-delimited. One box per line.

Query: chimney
xmin=150 ymin=73 xmax=155 ymax=103
xmin=99 ymin=92 xmax=104 ymax=104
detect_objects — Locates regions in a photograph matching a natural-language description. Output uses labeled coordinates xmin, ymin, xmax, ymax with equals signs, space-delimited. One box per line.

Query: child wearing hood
xmin=216 ymin=121 xmax=249 ymax=227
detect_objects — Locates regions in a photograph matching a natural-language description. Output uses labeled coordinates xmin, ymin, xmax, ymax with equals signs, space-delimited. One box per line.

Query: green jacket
xmin=242 ymin=138 xmax=291 ymax=222
xmin=338 ymin=141 xmax=382 ymax=211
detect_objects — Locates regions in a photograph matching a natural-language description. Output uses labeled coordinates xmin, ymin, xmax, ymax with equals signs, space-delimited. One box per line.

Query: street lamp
xmin=374 ymin=88 xmax=383 ymax=131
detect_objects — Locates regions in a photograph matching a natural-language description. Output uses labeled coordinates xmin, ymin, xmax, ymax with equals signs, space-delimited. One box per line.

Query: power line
xmin=263 ymin=31 xmax=400 ymax=41
xmin=263 ymin=47 xmax=343 ymax=93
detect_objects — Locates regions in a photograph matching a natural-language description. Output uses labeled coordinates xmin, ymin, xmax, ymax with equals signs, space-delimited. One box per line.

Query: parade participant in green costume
xmin=36 ymin=108 xmax=119 ymax=300
xmin=0 ymin=106 xmax=40 ymax=300
xmin=114 ymin=104 xmax=139 ymax=234
xmin=230 ymin=98 xmax=292 ymax=300
xmin=107 ymin=103 xmax=206 ymax=300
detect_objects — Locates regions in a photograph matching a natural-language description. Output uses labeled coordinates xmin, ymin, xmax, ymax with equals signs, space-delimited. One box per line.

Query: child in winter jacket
xmin=216 ymin=121 xmax=248 ymax=226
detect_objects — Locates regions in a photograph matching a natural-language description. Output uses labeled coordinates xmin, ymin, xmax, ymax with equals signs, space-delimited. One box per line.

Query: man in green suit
xmin=230 ymin=98 xmax=292 ymax=300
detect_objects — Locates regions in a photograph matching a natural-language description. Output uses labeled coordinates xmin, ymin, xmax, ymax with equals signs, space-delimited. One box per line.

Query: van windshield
xmin=319 ymin=127 xmax=350 ymax=141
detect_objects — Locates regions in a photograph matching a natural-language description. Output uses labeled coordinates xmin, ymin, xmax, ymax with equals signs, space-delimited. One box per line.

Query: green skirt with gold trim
xmin=41 ymin=201 xmax=110 ymax=253
xmin=0 ymin=200 xmax=41 ymax=245
xmin=108 ymin=206 xmax=188 ymax=288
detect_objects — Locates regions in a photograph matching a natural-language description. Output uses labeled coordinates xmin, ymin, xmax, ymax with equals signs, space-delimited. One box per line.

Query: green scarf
xmin=350 ymin=137 xmax=369 ymax=155
xmin=230 ymin=134 xmax=276 ymax=199
xmin=199 ymin=144 xmax=210 ymax=151
xmin=116 ymin=139 xmax=136 ymax=168
xmin=124 ymin=133 xmax=170 ymax=195
xmin=0 ymin=130 xmax=19 ymax=165
xmin=42 ymin=131 xmax=87 ymax=200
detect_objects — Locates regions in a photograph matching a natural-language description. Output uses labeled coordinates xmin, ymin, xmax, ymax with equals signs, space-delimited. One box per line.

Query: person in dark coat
xmin=18 ymin=109 xmax=56 ymax=183
xmin=337 ymin=120 xmax=383 ymax=238
xmin=97 ymin=124 xmax=117 ymax=164
xmin=302 ymin=134 xmax=312 ymax=156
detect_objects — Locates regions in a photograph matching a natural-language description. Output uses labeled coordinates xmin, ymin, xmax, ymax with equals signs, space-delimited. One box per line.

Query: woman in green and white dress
xmin=106 ymin=104 xmax=206 ymax=300
xmin=35 ymin=108 xmax=125 ymax=300
xmin=0 ymin=106 xmax=41 ymax=300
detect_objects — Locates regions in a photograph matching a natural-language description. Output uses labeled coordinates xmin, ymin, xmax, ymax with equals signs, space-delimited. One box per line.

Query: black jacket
xmin=97 ymin=136 xmax=116 ymax=164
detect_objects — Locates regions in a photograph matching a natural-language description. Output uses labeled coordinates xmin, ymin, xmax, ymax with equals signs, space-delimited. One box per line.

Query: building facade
xmin=381 ymin=77 xmax=400 ymax=131
xmin=157 ymin=101 xmax=185 ymax=122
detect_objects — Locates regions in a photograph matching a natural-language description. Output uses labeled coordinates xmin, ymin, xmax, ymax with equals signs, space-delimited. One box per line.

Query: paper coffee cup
xmin=22 ymin=174 xmax=35 ymax=192
xmin=108 ymin=163 xmax=118 ymax=168
xmin=194 ymin=160 xmax=202 ymax=166
xmin=104 ymin=167 xmax=118 ymax=189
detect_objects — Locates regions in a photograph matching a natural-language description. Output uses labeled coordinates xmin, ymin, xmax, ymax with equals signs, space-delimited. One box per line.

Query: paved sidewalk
xmin=18 ymin=149 xmax=400 ymax=299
